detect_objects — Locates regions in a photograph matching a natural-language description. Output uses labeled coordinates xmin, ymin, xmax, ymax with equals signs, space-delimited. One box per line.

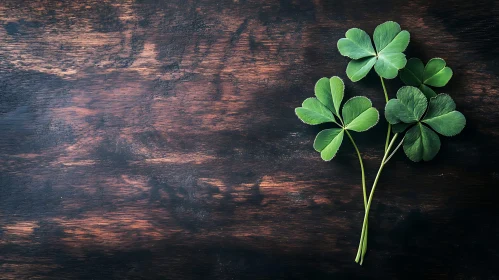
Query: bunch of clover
xmin=295 ymin=21 xmax=466 ymax=264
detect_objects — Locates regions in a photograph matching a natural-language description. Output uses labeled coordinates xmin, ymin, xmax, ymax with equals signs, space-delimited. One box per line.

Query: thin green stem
xmin=356 ymin=76 xmax=392 ymax=263
xmin=355 ymin=133 xmax=399 ymax=264
xmin=380 ymin=76 xmax=389 ymax=102
xmin=384 ymin=136 xmax=405 ymax=164
xmin=357 ymin=75 xmax=392 ymax=261
xmin=384 ymin=125 xmax=391 ymax=152
xmin=380 ymin=76 xmax=391 ymax=152
xmin=361 ymin=223 xmax=368 ymax=263
xmin=345 ymin=130 xmax=367 ymax=208
xmin=359 ymin=135 xmax=404 ymax=265
xmin=345 ymin=128 xmax=369 ymax=263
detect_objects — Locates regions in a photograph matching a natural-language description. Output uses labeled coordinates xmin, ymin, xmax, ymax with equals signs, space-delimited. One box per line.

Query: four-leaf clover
xmin=295 ymin=76 xmax=380 ymax=160
xmin=400 ymin=58 xmax=453 ymax=98
xmin=337 ymin=21 xmax=410 ymax=82
xmin=385 ymin=86 xmax=466 ymax=162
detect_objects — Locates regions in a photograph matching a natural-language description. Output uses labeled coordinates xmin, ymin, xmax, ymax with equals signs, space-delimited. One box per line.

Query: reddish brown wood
xmin=1 ymin=0 xmax=498 ymax=279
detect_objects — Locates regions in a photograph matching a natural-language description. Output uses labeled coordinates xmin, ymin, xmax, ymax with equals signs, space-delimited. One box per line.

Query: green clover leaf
xmin=399 ymin=58 xmax=453 ymax=98
xmin=384 ymin=86 xmax=466 ymax=162
xmin=422 ymin=94 xmax=466 ymax=137
xmin=313 ymin=128 xmax=345 ymax=161
xmin=342 ymin=96 xmax=379 ymax=132
xmin=295 ymin=98 xmax=337 ymax=125
xmin=385 ymin=86 xmax=427 ymax=124
xmin=337 ymin=21 xmax=410 ymax=82
xmin=296 ymin=76 xmax=380 ymax=160
xmin=314 ymin=76 xmax=344 ymax=117
xmin=403 ymin=123 xmax=441 ymax=162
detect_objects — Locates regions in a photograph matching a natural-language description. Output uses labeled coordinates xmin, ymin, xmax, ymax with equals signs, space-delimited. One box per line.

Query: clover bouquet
xmin=295 ymin=21 xmax=466 ymax=264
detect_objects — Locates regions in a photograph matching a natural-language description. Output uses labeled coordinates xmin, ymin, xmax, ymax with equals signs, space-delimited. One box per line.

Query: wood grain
xmin=1 ymin=0 xmax=498 ymax=279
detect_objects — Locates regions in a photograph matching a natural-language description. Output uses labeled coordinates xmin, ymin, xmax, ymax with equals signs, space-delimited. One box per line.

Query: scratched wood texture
xmin=1 ymin=0 xmax=498 ymax=279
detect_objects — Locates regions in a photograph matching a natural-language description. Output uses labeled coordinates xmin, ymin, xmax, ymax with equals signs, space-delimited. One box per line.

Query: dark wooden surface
xmin=1 ymin=0 xmax=498 ymax=279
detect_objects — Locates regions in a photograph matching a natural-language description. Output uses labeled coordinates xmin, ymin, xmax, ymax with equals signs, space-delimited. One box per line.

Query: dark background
xmin=1 ymin=0 xmax=498 ymax=279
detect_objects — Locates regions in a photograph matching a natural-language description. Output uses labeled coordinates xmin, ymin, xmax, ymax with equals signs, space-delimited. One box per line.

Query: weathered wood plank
xmin=0 ymin=0 xmax=498 ymax=279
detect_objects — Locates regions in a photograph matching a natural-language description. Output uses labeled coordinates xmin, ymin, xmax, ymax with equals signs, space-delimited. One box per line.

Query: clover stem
xmin=345 ymin=130 xmax=367 ymax=208
xmin=355 ymin=133 xmax=399 ymax=264
xmin=345 ymin=129 xmax=368 ymax=264
xmin=383 ymin=136 xmax=405 ymax=165
xmin=380 ymin=76 xmax=389 ymax=102
xmin=359 ymin=134 xmax=404 ymax=265
xmin=379 ymin=76 xmax=391 ymax=152
xmin=356 ymin=75 xmax=392 ymax=261
xmin=384 ymin=125 xmax=392 ymax=152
